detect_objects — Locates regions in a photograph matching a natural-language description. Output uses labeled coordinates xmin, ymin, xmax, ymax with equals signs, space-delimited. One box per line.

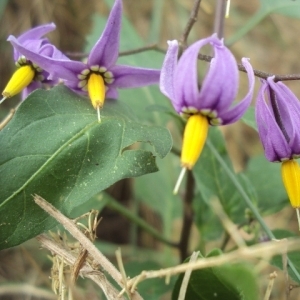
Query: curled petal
xmin=21 ymin=81 xmax=42 ymax=100
xmin=267 ymin=77 xmax=300 ymax=155
xmin=255 ymin=80 xmax=291 ymax=161
xmin=110 ymin=65 xmax=160 ymax=89
xmin=17 ymin=23 xmax=56 ymax=43
xmin=13 ymin=23 xmax=56 ymax=61
xmin=8 ymin=36 xmax=84 ymax=82
xmin=198 ymin=36 xmax=239 ymax=112
xmin=159 ymin=40 xmax=179 ymax=109
xmin=175 ymin=35 xmax=220 ymax=110
xmin=219 ymin=57 xmax=255 ymax=124
xmin=106 ymin=88 xmax=119 ymax=99
xmin=88 ymin=0 xmax=122 ymax=67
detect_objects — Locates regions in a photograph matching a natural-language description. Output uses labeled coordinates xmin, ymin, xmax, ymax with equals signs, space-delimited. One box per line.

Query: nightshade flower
xmin=7 ymin=0 xmax=160 ymax=122
xmin=1 ymin=23 xmax=67 ymax=104
xmin=160 ymin=34 xmax=255 ymax=193
xmin=255 ymin=77 xmax=300 ymax=228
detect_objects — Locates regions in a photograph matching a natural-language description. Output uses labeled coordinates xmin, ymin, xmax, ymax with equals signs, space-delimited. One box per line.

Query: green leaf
xmin=271 ymin=229 xmax=300 ymax=283
xmin=243 ymin=155 xmax=287 ymax=215
xmin=0 ymin=86 xmax=172 ymax=249
xmin=172 ymin=251 xmax=259 ymax=300
xmin=193 ymin=127 xmax=254 ymax=240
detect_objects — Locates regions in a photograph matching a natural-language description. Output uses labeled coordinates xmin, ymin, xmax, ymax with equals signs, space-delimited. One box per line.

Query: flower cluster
xmin=1 ymin=0 xmax=160 ymax=121
xmin=2 ymin=0 xmax=299 ymax=225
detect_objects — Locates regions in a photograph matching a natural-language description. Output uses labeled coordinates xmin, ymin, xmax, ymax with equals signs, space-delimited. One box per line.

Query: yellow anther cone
xmin=1 ymin=65 xmax=35 ymax=102
xmin=87 ymin=73 xmax=105 ymax=122
xmin=281 ymin=159 xmax=300 ymax=230
xmin=174 ymin=114 xmax=209 ymax=194
xmin=181 ymin=114 xmax=209 ymax=169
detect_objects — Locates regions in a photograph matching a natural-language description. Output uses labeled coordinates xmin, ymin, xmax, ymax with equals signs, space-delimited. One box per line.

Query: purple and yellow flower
xmin=256 ymin=77 xmax=300 ymax=227
xmin=1 ymin=23 xmax=67 ymax=103
xmin=160 ymin=34 xmax=255 ymax=193
xmin=7 ymin=0 xmax=160 ymax=121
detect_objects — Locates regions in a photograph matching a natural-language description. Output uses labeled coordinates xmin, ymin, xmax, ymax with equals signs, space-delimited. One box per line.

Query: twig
xmin=178 ymin=251 xmax=199 ymax=300
xmin=119 ymin=44 xmax=158 ymax=57
xmin=65 ymin=44 xmax=160 ymax=59
xmin=179 ymin=170 xmax=195 ymax=261
xmin=116 ymin=248 xmax=131 ymax=300
xmin=127 ymin=237 xmax=300 ymax=292
xmin=0 ymin=109 xmax=15 ymax=130
xmin=37 ymin=234 xmax=123 ymax=300
xmin=180 ymin=0 xmax=202 ymax=48
xmin=67 ymin=45 xmax=300 ymax=82
xmin=198 ymin=53 xmax=300 ymax=82
xmin=33 ymin=195 xmax=143 ymax=300
xmin=263 ymin=272 xmax=277 ymax=300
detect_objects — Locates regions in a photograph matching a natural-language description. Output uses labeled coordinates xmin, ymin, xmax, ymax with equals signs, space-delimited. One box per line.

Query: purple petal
xmin=219 ymin=57 xmax=255 ymax=124
xmin=110 ymin=65 xmax=160 ymax=89
xmin=255 ymin=80 xmax=291 ymax=161
xmin=17 ymin=23 xmax=56 ymax=44
xmin=8 ymin=36 xmax=84 ymax=82
xmin=21 ymin=81 xmax=42 ymax=100
xmin=106 ymin=87 xmax=119 ymax=99
xmin=159 ymin=40 xmax=179 ymax=109
xmin=88 ymin=0 xmax=122 ymax=67
xmin=175 ymin=36 xmax=219 ymax=110
xmin=198 ymin=36 xmax=239 ymax=112
xmin=267 ymin=78 xmax=300 ymax=155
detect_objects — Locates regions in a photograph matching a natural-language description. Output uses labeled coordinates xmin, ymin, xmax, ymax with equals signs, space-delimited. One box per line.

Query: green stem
xmin=206 ymin=139 xmax=300 ymax=282
xmin=225 ymin=9 xmax=267 ymax=46
xmin=104 ymin=192 xmax=178 ymax=248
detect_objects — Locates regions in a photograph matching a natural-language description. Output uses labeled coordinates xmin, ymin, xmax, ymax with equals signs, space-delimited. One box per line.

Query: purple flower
xmin=255 ymin=77 xmax=300 ymax=162
xmin=159 ymin=34 xmax=255 ymax=194
xmin=1 ymin=23 xmax=67 ymax=102
xmin=7 ymin=0 xmax=160 ymax=121
xmin=160 ymin=34 xmax=255 ymax=125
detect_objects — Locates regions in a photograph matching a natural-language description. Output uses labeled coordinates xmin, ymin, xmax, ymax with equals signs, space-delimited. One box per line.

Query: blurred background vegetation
xmin=1 ymin=0 xmax=300 ymax=299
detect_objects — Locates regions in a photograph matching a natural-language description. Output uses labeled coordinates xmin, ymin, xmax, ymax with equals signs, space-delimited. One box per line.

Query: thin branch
xmin=180 ymin=0 xmax=202 ymax=48
xmin=178 ymin=170 xmax=195 ymax=261
xmin=178 ymin=251 xmax=200 ymax=300
xmin=0 ymin=109 xmax=15 ymax=130
xmin=127 ymin=237 xmax=300 ymax=292
xmin=263 ymin=272 xmax=277 ymax=300
xmin=33 ymin=194 xmax=143 ymax=300
xmin=65 ymin=44 xmax=160 ymax=59
xmin=37 ymin=234 xmax=124 ymax=300
xmin=119 ymin=43 xmax=158 ymax=57
xmin=198 ymin=53 xmax=300 ymax=81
